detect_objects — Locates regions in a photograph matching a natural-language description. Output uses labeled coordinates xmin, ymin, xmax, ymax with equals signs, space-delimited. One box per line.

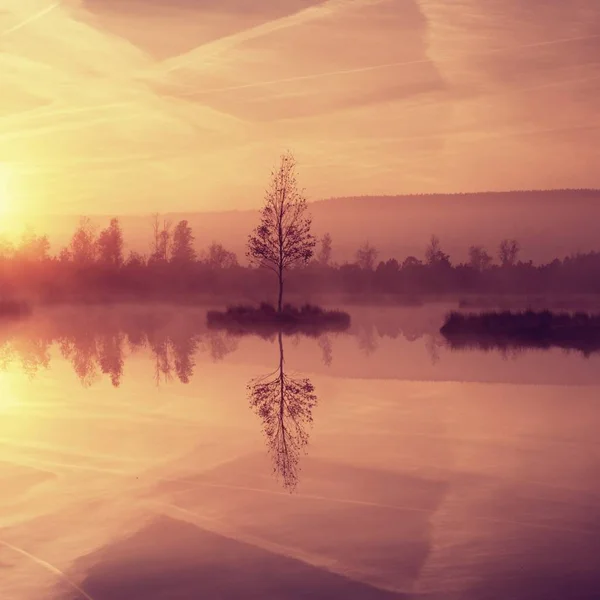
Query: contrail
xmin=181 ymin=33 xmax=600 ymax=97
xmin=161 ymin=0 xmax=382 ymax=74
xmin=304 ymin=73 xmax=600 ymax=148
xmin=1 ymin=2 xmax=61 ymax=37
xmin=0 ymin=102 xmax=133 ymax=127
xmin=0 ymin=540 xmax=96 ymax=600
xmin=0 ymin=114 xmax=134 ymax=142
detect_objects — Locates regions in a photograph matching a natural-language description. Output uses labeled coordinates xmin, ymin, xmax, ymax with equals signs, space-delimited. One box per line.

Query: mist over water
xmin=3 ymin=0 xmax=600 ymax=596
xmin=1 ymin=305 xmax=599 ymax=599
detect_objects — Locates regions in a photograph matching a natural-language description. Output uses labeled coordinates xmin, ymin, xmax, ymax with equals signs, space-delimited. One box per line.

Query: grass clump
xmin=441 ymin=309 xmax=600 ymax=356
xmin=207 ymin=303 xmax=351 ymax=336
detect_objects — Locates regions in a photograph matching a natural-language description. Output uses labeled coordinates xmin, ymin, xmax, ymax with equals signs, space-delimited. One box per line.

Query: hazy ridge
xmin=34 ymin=189 xmax=600 ymax=263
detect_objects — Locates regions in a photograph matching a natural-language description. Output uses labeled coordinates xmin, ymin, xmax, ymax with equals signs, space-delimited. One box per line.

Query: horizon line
xmin=14 ymin=187 xmax=600 ymax=219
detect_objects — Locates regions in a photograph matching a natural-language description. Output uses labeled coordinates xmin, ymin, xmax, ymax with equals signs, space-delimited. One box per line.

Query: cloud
xmin=84 ymin=0 xmax=323 ymax=16
xmin=1 ymin=0 xmax=599 ymax=215
xmin=0 ymin=1 xmax=60 ymax=37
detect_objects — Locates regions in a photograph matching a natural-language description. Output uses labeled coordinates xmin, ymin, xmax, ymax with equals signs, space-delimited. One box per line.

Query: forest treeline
xmin=2 ymin=214 xmax=600 ymax=301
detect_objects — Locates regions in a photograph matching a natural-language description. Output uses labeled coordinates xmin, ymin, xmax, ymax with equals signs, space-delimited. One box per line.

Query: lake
xmin=1 ymin=305 xmax=599 ymax=599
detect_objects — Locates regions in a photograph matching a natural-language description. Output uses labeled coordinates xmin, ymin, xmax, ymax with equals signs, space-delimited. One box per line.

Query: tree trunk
xmin=278 ymin=269 xmax=284 ymax=313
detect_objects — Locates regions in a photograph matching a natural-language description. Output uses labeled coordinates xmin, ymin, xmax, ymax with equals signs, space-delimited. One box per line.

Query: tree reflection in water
xmin=0 ymin=307 xmax=445 ymax=388
xmin=0 ymin=308 xmax=457 ymax=491
xmin=0 ymin=310 xmax=239 ymax=388
xmin=248 ymin=331 xmax=317 ymax=491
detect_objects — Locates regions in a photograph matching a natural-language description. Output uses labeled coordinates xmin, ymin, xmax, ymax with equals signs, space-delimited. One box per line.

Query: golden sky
xmin=1 ymin=0 xmax=600 ymax=215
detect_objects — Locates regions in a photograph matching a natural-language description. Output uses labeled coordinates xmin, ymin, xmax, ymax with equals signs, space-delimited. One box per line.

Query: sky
xmin=1 ymin=0 xmax=600 ymax=216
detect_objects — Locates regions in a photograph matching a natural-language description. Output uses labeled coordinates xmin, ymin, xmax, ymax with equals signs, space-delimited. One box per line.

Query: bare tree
xmin=70 ymin=217 xmax=97 ymax=265
xmin=402 ymin=256 xmax=422 ymax=268
xmin=0 ymin=236 xmax=14 ymax=260
xmin=425 ymin=235 xmax=450 ymax=266
xmin=468 ymin=245 xmax=493 ymax=271
xmin=58 ymin=247 xmax=71 ymax=263
xmin=206 ymin=242 xmax=238 ymax=269
xmin=171 ymin=220 xmax=196 ymax=263
xmin=247 ymin=152 xmax=316 ymax=312
xmin=355 ymin=241 xmax=378 ymax=270
xmin=17 ymin=229 xmax=50 ymax=262
xmin=150 ymin=213 xmax=172 ymax=263
xmin=96 ymin=218 xmax=124 ymax=267
xmin=317 ymin=232 xmax=333 ymax=266
xmin=125 ymin=251 xmax=145 ymax=268
xmin=498 ymin=239 xmax=520 ymax=267
xmin=151 ymin=213 xmax=161 ymax=257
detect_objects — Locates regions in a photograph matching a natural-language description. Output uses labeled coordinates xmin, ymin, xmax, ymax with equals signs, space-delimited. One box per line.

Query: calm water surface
xmin=1 ymin=306 xmax=599 ymax=599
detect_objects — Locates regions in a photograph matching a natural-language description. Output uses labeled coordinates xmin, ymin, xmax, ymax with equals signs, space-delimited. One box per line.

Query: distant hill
xmin=37 ymin=189 xmax=600 ymax=264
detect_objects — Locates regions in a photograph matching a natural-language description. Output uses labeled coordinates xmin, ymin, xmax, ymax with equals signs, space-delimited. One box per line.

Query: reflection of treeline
xmin=0 ymin=308 xmax=445 ymax=385
xmin=4 ymin=219 xmax=600 ymax=299
xmin=0 ymin=309 xmax=240 ymax=387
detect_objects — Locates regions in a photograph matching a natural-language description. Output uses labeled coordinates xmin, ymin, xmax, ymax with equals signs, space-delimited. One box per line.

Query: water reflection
xmin=0 ymin=310 xmax=242 ymax=387
xmin=248 ymin=332 xmax=317 ymax=491
xmin=0 ymin=307 xmax=442 ymax=387
xmin=2 ymin=307 xmax=600 ymax=599
xmin=2 ymin=305 xmax=600 ymax=389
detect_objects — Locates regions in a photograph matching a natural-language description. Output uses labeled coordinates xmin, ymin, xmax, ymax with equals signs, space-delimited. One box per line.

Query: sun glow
xmin=0 ymin=165 xmax=23 ymax=237
xmin=0 ymin=164 xmax=12 ymax=217
xmin=0 ymin=372 xmax=20 ymax=414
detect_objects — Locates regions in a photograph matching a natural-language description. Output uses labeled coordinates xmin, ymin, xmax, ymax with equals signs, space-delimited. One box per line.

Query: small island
xmin=206 ymin=152 xmax=351 ymax=334
xmin=440 ymin=310 xmax=600 ymax=355
xmin=207 ymin=303 xmax=351 ymax=337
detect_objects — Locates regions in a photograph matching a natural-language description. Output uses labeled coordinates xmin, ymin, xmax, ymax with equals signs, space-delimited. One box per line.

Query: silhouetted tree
xmin=248 ymin=332 xmax=317 ymax=491
xmin=96 ymin=218 xmax=124 ymax=267
xmin=171 ymin=220 xmax=196 ymax=263
xmin=0 ymin=236 xmax=13 ymax=260
xmin=376 ymin=258 xmax=400 ymax=274
xmin=247 ymin=151 xmax=316 ymax=312
xmin=58 ymin=247 xmax=72 ymax=263
xmin=125 ymin=251 xmax=146 ymax=268
xmin=317 ymin=233 xmax=333 ymax=266
xmin=70 ymin=217 xmax=97 ymax=265
xmin=150 ymin=214 xmax=172 ymax=263
xmin=17 ymin=229 xmax=50 ymax=262
xmin=355 ymin=241 xmax=378 ymax=270
xmin=206 ymin=242 xmax=238 ymax=269
xmin=468 ymin=245 xmax=493 ymax=271
xmin=402 ymin=256 xmax=422 ymax=268
xmin=498 ymin=239 xmax=521 ymax=267
xmin=425 ymin=235 xmax=450 ymax=266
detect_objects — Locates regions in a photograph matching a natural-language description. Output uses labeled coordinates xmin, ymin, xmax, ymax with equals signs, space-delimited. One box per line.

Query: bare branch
xmin=247 ymin=151 xmax=316 ymax=310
